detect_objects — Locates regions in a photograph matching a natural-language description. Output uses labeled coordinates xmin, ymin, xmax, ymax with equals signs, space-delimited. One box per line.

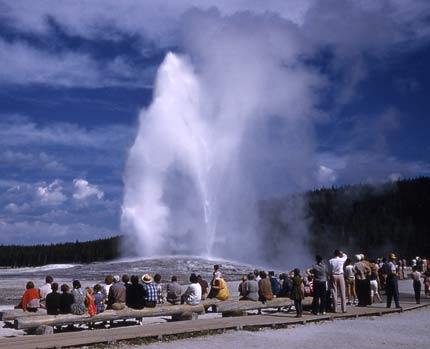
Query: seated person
xmin=85 ymin=287 xmax=97 ymax=317
xmin=197 ymin=275 xmax=209 ymax=300
xmin=126 ymin=275 xmax=146 ymax=309
xmin=166 ymin=276 xmax=182 ymax=305
xmin=181 ymin=273 xmax=202 ymax=305
xmin=154 ymin=274 xmax=166 ymax=304
xmin=39 ymin=275 xmax=53 ymax=308
xmin=71 ymin=280 xmax=86 ymax=315
xmin=240 ymin=273 xmax=259 ymax=301
xmin=45 ymin=282 xmax=61 ymax=315
xmin=258 ymin=271 xmax=273 ymax=303
xmin=142 ymin=274 xmax=158 ymax=308
xmin=208 ymin=276 xmax=229 ymax=301
xmin=59 ymin=283 xmax=74 ymax=314
xmin=107 ymin=275 xmax=126 ymax=310
xmin=93 ymin=284 xmax=105 ymax=314
xmin=238 ymin=275 xmax=248 ymax=297
xmin=17 ymin=281 xmax=40 ymax=312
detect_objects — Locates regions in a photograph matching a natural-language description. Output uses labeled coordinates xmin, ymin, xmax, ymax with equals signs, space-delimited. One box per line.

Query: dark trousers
xmin=386 ymin=276 xmax=400 ymax=308
xmin=413 ymin=280 xmax=421 ymax=304
xmin=311 ymin=281 xmax=327 ymax=314
xmin=294 ymin=300 xmax=302 ymax=315
xmin=355 ymin=279 xmax=367 ymax=306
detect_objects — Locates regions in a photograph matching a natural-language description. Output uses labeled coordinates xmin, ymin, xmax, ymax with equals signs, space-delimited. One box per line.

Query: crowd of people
xmin=16 ymin=254 xmax=430 ymax=319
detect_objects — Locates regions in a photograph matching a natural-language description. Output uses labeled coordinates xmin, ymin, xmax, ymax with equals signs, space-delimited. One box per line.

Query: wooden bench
xmin=2 ymin=304 xmax=205 ymax=334
xmin=202 ymin=297 xmax=297 ymax=317
xmin=2 ymin=297 xmax=308 ymax=334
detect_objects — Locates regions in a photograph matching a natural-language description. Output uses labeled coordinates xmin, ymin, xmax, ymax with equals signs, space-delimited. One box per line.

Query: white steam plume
xmin=122 ymin=10 xmax=324 ymax=265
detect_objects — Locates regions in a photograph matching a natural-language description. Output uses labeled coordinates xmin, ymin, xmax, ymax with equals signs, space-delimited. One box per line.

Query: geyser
xmin=122 ymin=53 xmax=231 ymax=257
xmin=122 ymin=11 xmax=322 ymax=265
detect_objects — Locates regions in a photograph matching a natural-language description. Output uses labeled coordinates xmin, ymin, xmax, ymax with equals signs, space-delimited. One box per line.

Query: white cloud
xmin=73 ymin=178 xmax=104 ymax=201
xmin=316 ymin=165 xmax=337 ymax=186
xmin=4 ymin=202 xmax=30 ymax=213
xmin=0 ymin=115 xmax=133 ymax=149
xmin=37 ymin=180 xmax=67 ymax=205
xmin=0 ymin=38 xmax=154 ymax=87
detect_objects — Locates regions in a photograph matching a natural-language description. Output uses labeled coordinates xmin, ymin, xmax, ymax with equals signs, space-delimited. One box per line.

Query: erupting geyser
xmin=122 ymin=52 xmax=243 ymax=258
xmin=121 ymin=12 xmax=321 ymax=265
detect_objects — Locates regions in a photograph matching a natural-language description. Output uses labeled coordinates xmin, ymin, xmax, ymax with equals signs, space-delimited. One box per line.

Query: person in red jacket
xmin=20 ymin=281 xmax=40 ymax=312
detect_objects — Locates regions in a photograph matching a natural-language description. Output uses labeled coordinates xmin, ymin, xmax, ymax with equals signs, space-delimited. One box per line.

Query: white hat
xmin=142 ymin=274 xmax=153 ymax=283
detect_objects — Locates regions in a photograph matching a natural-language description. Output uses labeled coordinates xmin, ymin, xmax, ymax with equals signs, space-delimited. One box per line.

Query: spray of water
xmin=121 ymin=10 xmax=324 ymax=265
xmin=122 ymin=53 xmax=227 ymax=257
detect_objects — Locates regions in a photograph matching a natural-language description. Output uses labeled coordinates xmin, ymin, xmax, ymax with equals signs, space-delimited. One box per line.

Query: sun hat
xmin=142 ymin=274 xmax=153 ymax=283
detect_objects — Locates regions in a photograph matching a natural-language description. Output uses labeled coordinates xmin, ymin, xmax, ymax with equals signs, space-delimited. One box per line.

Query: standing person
xmin=213 ymin=265 xmax=222 ymax=279
xmin=39 ymin=275 xmax=53 ymax=308
xmin=142 ymin=274 xmax=158 ymax=307
xmin=354 ymin=254 xmax=371 ymax=307
xmin=328 ymin=249 xmax=348 ymax=313
xmin=126 ymin=275 xmax=146 ymax=309
xmin=278 ymin=272 xmax=293 ymax=298
xmin=166 ymin=276 xmax=182 ymax=305
xmin=45 ymin=282 xmax=61 ymax=315
xmin=181 ymin=273 xmax=202 ymax=305
xmin=423 ymin=268 xmax=430 ymax=298
xmin=258 ymin=271 xmax=273 ymax=303
xmin=70 ymin=280 xmax=86 ymax=315
xmin=307 ymin=255 xmax=328 ymax=315
xmin=197 ymin=275 xmax=209 ymax=300
xmin=268 ymin=271 xmax=280 ymax=297
xmin=370 ymin=260 xmax=383 ymax=304
xmin=344 ymin=258 xmax=357 ymax=305
xmin=386 ymin=253 xmax=401 ymax=309
xmin=411 ymin=266 xmax=422 ymax=304
xmin=361 ymin=255 xmax=373 ymax=305
xmin=290 ymin=268 xmax=305 ymax=318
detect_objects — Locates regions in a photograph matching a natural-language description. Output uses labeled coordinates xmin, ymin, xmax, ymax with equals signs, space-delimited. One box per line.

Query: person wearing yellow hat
xmin=386 ymin=253 xmax=401 ymax=309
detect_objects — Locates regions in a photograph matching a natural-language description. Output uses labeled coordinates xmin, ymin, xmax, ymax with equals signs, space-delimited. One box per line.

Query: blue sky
xmin=0 ymin=0 xmax=429 ymax=246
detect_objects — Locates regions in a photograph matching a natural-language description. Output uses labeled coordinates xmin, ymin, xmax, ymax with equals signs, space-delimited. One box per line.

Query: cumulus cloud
xmin=4 ymin=202 xmax=30 ymax=214
xmin=73 ymin=178 xmax=104 ymax=201
xmin=36 ymin=180 xmax=67 ymax=205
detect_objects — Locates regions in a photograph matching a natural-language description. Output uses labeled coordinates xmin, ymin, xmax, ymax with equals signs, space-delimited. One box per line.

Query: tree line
xmin=0 ymin=236 xmax=121 ymax=267
xmin=259 ymin=177 xmax=430 ymax=261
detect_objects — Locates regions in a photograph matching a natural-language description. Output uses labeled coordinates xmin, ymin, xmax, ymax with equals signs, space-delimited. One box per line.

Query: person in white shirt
xmin=39 ymin=275 xmax=53 ymax=307
xmin=181 ymin=273 xmax=202 ymax=305
xmin=328 ymin=249 xmax=348 ymax=313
